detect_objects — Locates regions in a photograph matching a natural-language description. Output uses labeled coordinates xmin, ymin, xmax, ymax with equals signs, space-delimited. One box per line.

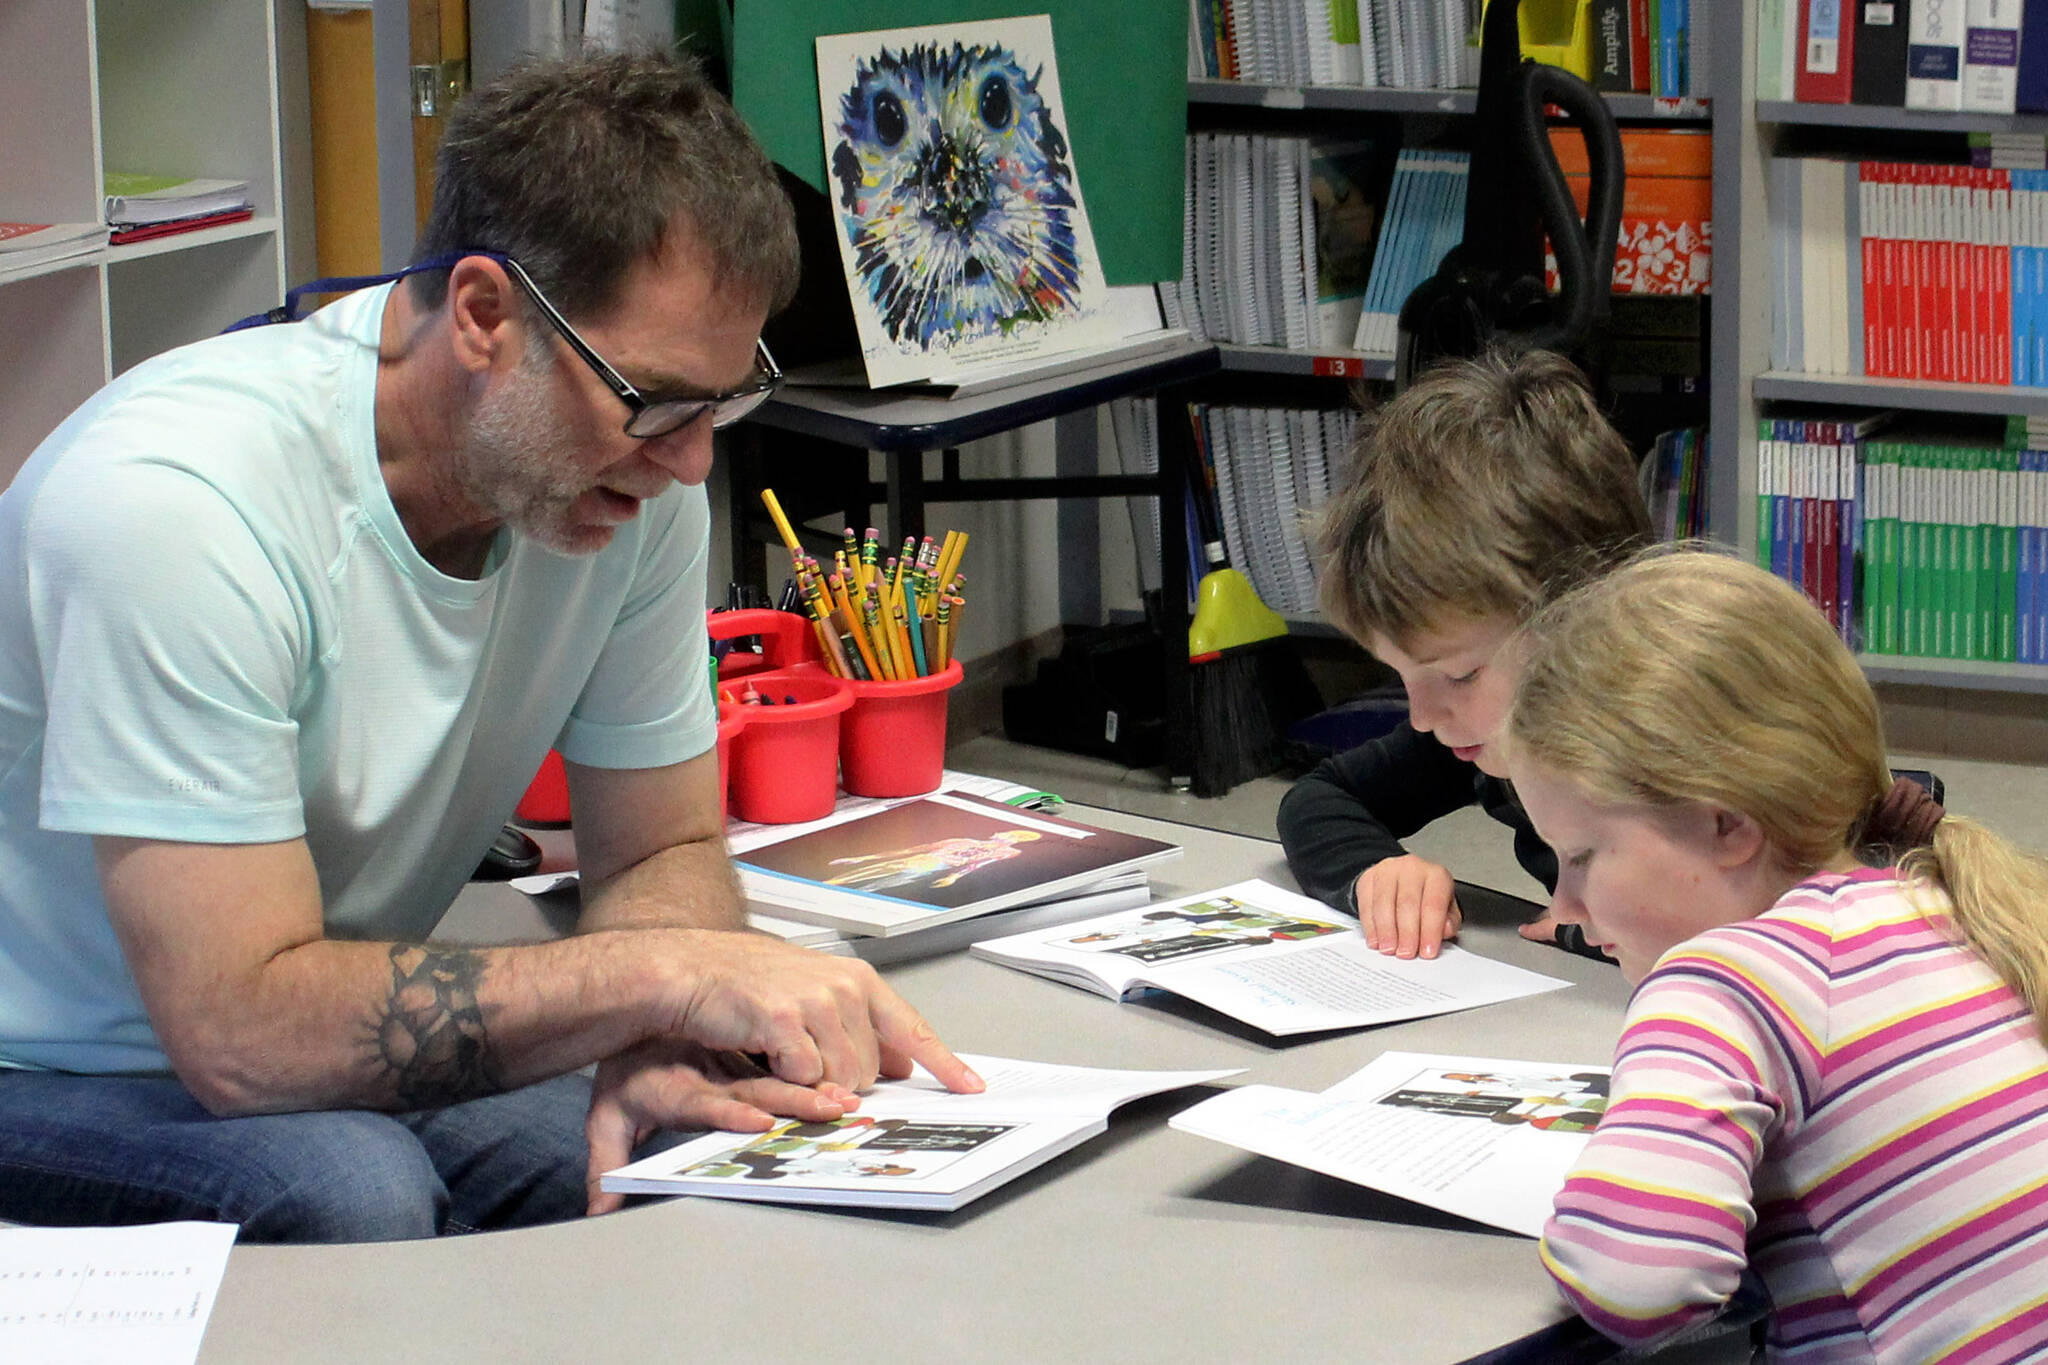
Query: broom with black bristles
xmin=1182 ymin=451 xmax=1322 ymax=797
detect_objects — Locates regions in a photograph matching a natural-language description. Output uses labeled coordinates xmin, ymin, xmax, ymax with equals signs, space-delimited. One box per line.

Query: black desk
xmin=729 ymin=337 xmax=1222 ymax=786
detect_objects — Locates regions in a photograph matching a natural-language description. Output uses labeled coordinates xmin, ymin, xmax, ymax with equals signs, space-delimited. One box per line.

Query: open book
xmin=970 ymin=879 xmax=1568 ymax=1036
xmin=600 ymin=1055 xmax=1239 ymax=1211
xmin=732 ymin=792 xmax=1179 ymax=937
xmin=1170 ymin=1052 xmax=1610 ymax=1236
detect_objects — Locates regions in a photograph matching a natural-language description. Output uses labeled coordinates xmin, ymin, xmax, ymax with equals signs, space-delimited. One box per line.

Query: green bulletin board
xmin=729 ymin=0 xmax=1187 ymax=285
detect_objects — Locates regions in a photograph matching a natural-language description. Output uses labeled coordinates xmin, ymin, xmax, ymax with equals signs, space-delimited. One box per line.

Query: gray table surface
xmin=195 ymin=807 xmax=1638 ymax=1365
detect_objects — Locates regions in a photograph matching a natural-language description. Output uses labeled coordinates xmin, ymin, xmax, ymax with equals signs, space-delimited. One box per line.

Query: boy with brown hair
xmin=1276 ymin=348 xmax=1650 ymax=960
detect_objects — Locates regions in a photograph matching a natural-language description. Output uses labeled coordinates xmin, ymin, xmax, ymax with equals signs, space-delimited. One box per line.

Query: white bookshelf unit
xmin=0 ymin=0 xmax=286 ymax=483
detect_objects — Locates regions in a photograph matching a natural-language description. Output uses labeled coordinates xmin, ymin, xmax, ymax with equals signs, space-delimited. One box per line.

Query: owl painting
xmin=818 ymin=19 xmax=1116 ymax=381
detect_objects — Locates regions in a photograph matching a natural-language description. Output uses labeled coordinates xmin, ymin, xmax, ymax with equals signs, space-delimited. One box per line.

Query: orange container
xmin=838 ymin=658 xmax=963 ymax=798
xmin=725 ymin=665 xmax=852 ymax=823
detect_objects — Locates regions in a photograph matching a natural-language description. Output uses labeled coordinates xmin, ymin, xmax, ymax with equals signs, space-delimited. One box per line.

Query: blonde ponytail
xmin=1901 ymin=818 xmax=2048 ymax=1045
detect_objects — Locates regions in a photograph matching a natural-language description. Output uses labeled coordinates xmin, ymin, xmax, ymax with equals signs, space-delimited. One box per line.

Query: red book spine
xmin=1861 ymin=163 xmax=1885 ymax=376
xmin=1629 ymin=0 xmax=1652 ymax=92
xmin=1993 ymin=168 xmax=2013 ymax=384
xmin=1895 ymin=165 xmax=1920 ymax=379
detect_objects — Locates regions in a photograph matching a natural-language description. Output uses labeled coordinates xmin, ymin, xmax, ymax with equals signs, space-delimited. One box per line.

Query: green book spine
xmin=1879 ymin=444 xmax=1900 ymax=655
xmin=1957 ymin=448 xmax=1974 ymax=663
xmin=1757 ymin=419 xmax=1775 ymax=568
xmin=1943 ymin=448 xmax=1962 ymax=660
xmin=2001 ymin=446 xmax=2020 ymax=662
xmin=1905 ymin=446 xmax=1923 ymax=658
xmin=1977 ymin=446 xmax=1996 ymax=662
xmin=1908 ymin=448 xmax=1925 ymax=654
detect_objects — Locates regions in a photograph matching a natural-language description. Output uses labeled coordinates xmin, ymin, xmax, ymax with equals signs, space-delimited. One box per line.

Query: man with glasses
xmin=0 ymin=49 xmax=980 ymax=1243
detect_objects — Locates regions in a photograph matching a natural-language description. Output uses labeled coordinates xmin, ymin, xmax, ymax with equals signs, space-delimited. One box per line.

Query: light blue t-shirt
xmin=0 ymin=284 xmax=716 ymax=1073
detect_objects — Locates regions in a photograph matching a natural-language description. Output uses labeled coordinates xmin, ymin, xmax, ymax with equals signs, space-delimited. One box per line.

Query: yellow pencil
xmin=759 ymin=488 xmax=804 ymax=557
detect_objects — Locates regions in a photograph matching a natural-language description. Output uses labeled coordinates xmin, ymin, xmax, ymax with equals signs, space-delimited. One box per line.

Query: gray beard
xmin=452 ymin=353 xmax=610 ymax=558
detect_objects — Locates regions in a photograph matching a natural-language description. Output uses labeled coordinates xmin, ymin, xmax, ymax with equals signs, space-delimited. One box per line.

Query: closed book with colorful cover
xmin=732 ymin=791 xmax=1180 ymax=937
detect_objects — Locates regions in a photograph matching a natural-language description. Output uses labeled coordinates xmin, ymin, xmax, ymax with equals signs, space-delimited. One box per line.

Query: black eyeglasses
xmin=225 ymin=249 xmax=783 ymax=440
xmin=493 ymin=256 xmax=782 ymax=439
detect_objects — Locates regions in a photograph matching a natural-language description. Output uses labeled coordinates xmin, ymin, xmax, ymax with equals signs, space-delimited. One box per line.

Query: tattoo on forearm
xmin=367 ymin=945 xmax=501 ymax=1107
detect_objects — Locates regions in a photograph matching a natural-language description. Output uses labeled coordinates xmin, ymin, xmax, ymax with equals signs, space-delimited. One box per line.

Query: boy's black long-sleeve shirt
xmin=1276 ymin=721 xmax=1559 ymax=913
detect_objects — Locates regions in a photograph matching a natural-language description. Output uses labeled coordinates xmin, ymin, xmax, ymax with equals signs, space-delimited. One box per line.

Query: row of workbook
xmin=1757 ymin=415 xmax=2048 ymax=663
xmin=1187 ymin=0 xmax=1710 ymax=97
xmin=1758 ymin=0 xmax=2048 ymax=112
xmin=1767 ymin=157 xmax=2048 ymax=386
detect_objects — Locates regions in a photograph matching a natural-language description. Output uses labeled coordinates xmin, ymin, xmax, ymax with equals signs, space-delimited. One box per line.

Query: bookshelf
xmin=1725 ymin=9 xmax=2048 ymax=696
xmin=1177 ymin=66 xmax=1723 ymax=621
xmin=0 ymin=0 xmax=287 ymax=483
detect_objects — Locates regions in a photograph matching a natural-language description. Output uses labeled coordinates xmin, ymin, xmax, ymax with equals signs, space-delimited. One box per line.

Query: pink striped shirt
xmin=1541 ymin=868 xmax=2048 ymax=1362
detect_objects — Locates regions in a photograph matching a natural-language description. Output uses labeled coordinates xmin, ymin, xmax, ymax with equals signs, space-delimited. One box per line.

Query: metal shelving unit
xmin=1189 ymin=78 xmax=1710 ymax=122
xmin=1735 ymin=52 xmax=2048 ymax=693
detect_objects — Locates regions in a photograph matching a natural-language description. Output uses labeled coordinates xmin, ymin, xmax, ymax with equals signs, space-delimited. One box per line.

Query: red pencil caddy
xmin=709 ymin=607 xmax=823 ymax=682
xmin=724 ymin=664 xmax=852 ymax=824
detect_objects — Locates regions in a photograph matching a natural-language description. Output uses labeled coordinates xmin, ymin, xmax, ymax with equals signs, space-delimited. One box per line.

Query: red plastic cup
xmin=725 ymin=666 xmax=853 ymax=823
xmin=515 ymin=749 xmax=572 ymax=826
xmin=715 ymin=697 xmax=749 ymax=822
xmin=838 ymin=658 xmax=963 ymax=798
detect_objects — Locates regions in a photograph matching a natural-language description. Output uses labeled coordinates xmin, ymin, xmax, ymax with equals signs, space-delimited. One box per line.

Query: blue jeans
xmin=0 ymin=1070 xmax=598 ymax=1242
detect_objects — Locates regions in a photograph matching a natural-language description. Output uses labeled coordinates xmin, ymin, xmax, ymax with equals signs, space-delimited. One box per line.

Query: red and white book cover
xmin=1817 ymin=424 xmax=1841 ymax=628
xmin=1991 ymin=168 xmax=2013 ymax=384
xmin=1860 ymin=163 xmax=1886 ymax=376
xmin=1891 ymin=164 xmax=1921 ymax=379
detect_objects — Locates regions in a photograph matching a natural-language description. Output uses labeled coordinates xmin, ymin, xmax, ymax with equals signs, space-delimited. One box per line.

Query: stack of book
xmin=1545 ymin=127 xmax=1712 ymax=295
xmin=1188 ymin=0 xmax=1482 ymax=90
xmin=0 ymin=221 xmax=104 ymax=280
xmin=1587 ymin=0 xmax=1711 ymax=97
xmin=1187 ymin=0 xmax=1706 ymax=96
xmin=1160 ymin=133 xmax=1381 ymax=353
xmin=104 ymin=173 xmax=253 ymax=245
xmin=1766 ymin=156 xmax=2048 ymax=387
xmin=1760 ymin=0 xmax=2048 ymax=112
xmin=1354 ymin=149 xmax=1469 ymax=356
xmin=1192 ymin=402 xmax=1354 ymax=616
xmin=727 ymin=786 xmax=1180 ymax=959
xmin=1643 ymin=425 xmax=1711 ymax=542
xmin=1754 ymin=413 xmax=2048 ymax=662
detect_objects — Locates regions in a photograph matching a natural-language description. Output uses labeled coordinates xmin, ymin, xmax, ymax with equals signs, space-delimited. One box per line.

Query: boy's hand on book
xmin=1353 ymin=856 xmax=1463 ymax=960
xmin=664 ymin=930 xmax=985 ymax=1097
xmin=583 ymin=1040 xmax=861 ymax=1216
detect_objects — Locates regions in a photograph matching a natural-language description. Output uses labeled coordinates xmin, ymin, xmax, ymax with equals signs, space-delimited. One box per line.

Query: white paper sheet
xmin=0 ymin=1220 xmax=236 ymax=1365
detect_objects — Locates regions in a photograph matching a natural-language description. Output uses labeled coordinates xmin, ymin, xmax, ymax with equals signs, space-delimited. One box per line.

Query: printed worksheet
xmin=0 ymin=1220 xmax=236 ymax=1365
xmin=1171 ymin=1052 xmax=1611 ymax=1235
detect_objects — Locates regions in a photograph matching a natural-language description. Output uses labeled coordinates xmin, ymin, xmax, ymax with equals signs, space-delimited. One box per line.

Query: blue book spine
xmin=2016 ymin=172 xmax=2034 ymax=385
xmin=2019 ymin=0 xmax=2048 ymax=111
xmin=1769 ymin=421 xmax=1785 ymax=581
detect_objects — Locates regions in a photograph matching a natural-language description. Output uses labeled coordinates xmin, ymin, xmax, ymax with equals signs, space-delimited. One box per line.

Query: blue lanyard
xmin=222 ymin=250 xmax=503 ymax=332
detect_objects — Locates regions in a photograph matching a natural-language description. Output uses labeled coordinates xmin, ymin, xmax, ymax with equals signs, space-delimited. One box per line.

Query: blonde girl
xmin=1505 ymin=549 xmax=2048 ymax=1363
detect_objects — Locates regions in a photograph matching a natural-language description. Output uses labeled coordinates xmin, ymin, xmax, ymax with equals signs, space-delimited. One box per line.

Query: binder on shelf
xmin=1961 ymin=0 xmax=2023 ymax=112
xmin=1796 ymin=0 xmax=1856 ymax=102
xmin=1850 ymin=0 xmax=1911 ymax=105
xmin=1906 ymin=0 xmax=1965 ymax=108
xmin=2018 ymin=0 xmax=2048 ymax=109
